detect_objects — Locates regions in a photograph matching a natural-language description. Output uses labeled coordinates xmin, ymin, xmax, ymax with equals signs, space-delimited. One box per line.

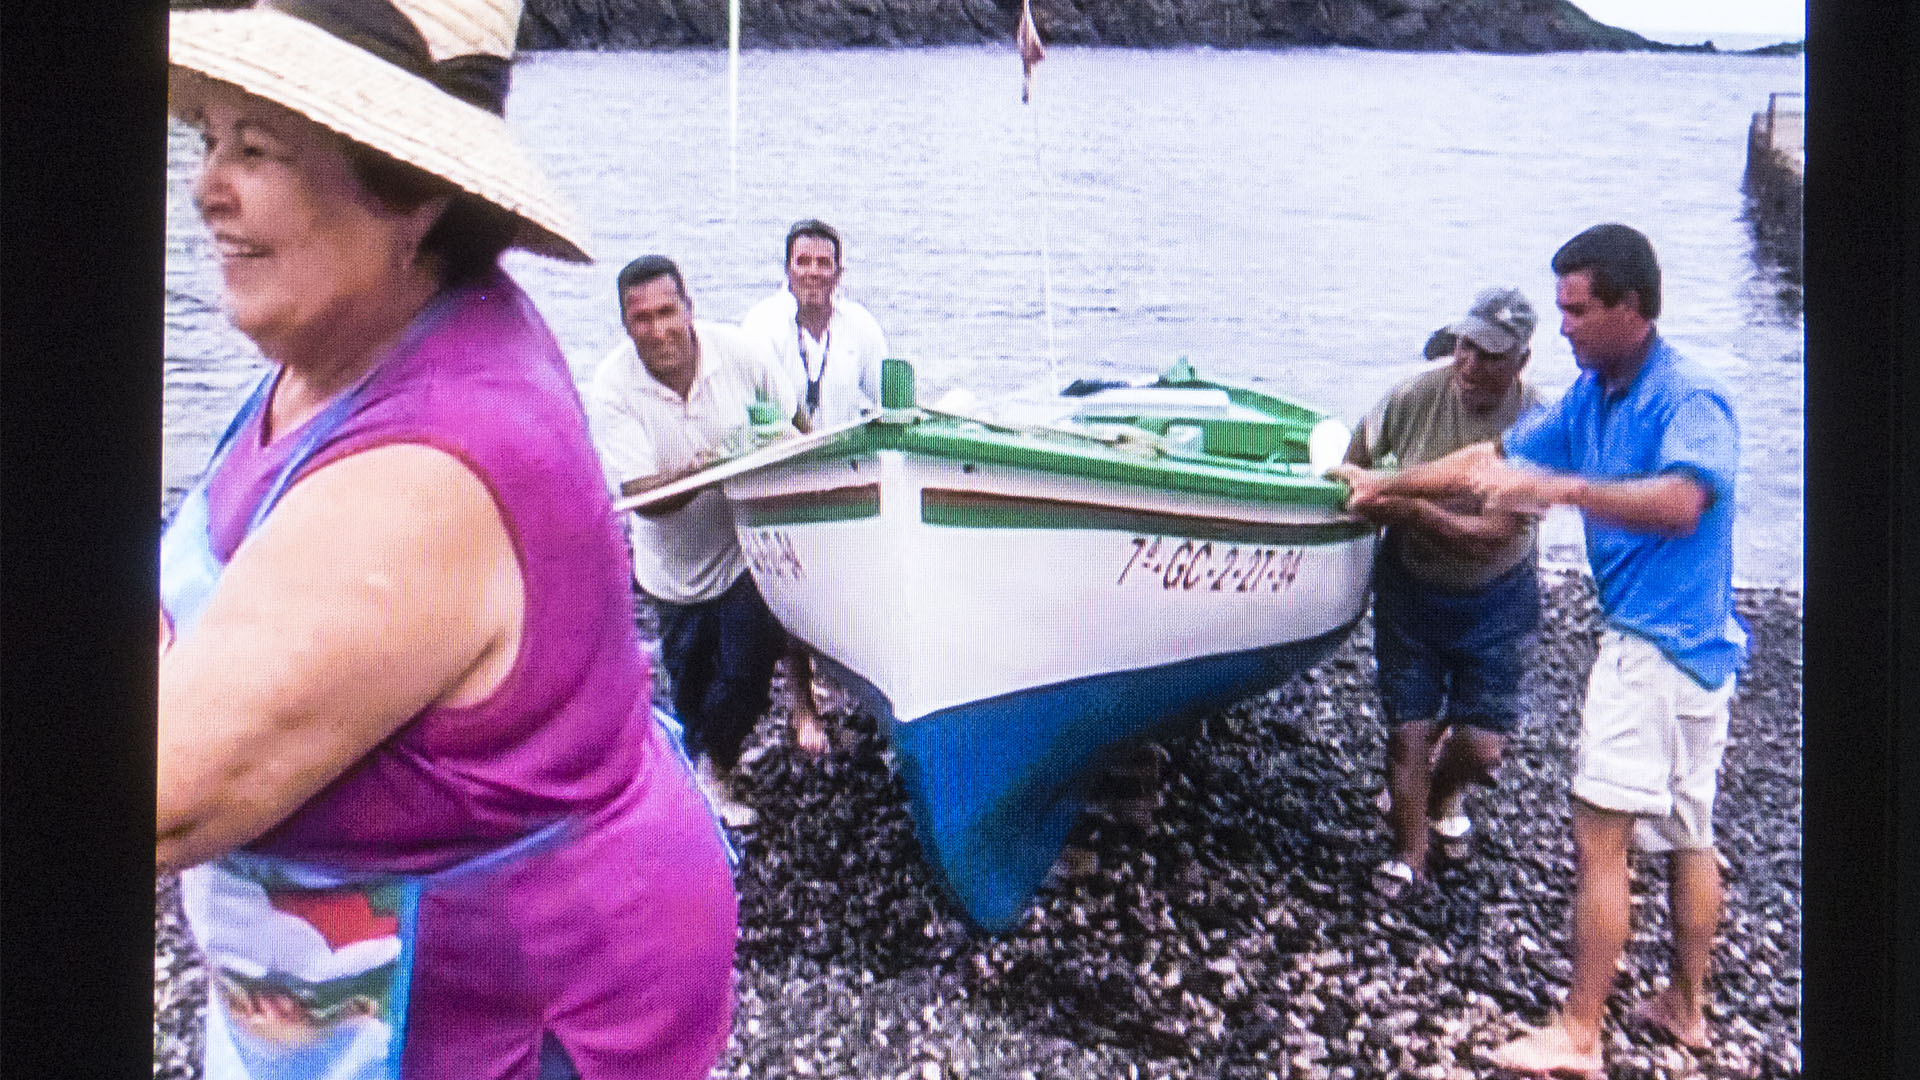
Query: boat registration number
xmin=742 ymin=529 xmax=806 ymax=580
xmin=1116 ymin=536 xmax=1304 ymax=593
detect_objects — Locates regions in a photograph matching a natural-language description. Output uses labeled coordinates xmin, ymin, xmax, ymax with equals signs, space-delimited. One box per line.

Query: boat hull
xmin=724 ymin=440 xmax=1375 ymax=929
xmin=813 ymin=623 xmax=1358 ymax=930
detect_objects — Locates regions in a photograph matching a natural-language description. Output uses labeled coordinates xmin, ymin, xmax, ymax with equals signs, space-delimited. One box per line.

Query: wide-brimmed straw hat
xmin=169 ymin=0 xmax=592 ymax=263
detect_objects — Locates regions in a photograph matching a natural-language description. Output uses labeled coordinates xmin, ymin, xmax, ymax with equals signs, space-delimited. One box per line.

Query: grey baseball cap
xmin=1439 ymin=287 xmax=1537 ymax=356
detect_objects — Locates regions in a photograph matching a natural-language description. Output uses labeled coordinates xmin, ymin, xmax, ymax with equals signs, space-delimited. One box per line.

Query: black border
xmin=1901 ymin=15 xmax=1920 ymax=1079
xmin=2 ymin=2 xmax=167 ymax=1077
xmin=1801 ymin=3 xmax=1914 ymax=1078
xmin=2 ymin=2 xmax=1910 ymax=1078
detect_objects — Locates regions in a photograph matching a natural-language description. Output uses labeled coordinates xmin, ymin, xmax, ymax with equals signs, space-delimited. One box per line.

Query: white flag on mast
xmin=1017 ymin=0 xmax=1046 ymax=104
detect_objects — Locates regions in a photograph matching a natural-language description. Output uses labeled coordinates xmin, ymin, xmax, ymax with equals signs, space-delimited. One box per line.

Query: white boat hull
xmin=728 ymin=449 xmax=1374 ymax=722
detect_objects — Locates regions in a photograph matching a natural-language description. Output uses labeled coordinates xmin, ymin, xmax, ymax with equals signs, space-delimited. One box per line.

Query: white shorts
xmin=1572 ymin=630 xmax=1736 ymax=852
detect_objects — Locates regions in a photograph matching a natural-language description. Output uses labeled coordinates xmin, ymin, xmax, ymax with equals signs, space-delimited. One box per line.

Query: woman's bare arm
xmin=157 ymin=444 xmax=523 ymax=872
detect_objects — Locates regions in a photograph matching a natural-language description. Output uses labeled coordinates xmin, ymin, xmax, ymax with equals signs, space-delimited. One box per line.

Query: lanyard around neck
xmin=796 ymin=317 xmax=830 ymax=415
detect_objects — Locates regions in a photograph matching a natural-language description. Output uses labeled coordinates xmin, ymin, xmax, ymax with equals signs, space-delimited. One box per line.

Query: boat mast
xmin=1031 ymin=90 xmax=1059 ymax=395
xmin=728 ymin=0 xmax=741 ymax=206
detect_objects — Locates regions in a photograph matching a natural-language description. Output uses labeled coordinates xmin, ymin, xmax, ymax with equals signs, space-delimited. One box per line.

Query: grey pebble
xmin=154 ymin=573 xmax=1801 ymax=1079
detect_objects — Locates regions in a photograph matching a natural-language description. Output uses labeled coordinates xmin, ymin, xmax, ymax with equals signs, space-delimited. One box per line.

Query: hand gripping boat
xmin=619 ymin=359 xmax=1376 ymax=930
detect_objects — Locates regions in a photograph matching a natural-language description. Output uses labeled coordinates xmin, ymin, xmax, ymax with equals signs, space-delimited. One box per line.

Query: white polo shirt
xmin=740 ymin=289 xmax=888 ymax=427
xmin=585 ymin=321 xmax=796 ymax=604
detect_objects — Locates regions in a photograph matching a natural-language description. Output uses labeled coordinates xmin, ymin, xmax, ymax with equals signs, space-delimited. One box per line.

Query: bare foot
xmin=1485 ymin=1021 xmax=1605 ymax=1079
xmin=694 ymin=757 xmax=759 ymax=828
xmin=810 ymin=680 xmax=844 ymax=715
xmin=794 ymin=717 xmax=829 ymax=757
xmin=1633 ymin=992 xmax=1711 ymax=1050
xmin=1055 ymin=845 xmax=1098 ymax=878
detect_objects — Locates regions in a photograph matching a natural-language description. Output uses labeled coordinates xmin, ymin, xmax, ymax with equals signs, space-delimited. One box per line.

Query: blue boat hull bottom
xmin=811 ymin=618 xmax=1362 ymax=931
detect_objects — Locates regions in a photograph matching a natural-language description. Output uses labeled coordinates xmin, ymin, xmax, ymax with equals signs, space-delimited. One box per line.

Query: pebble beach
xmin=154 ymin=569 xmax=1802 ymax=1079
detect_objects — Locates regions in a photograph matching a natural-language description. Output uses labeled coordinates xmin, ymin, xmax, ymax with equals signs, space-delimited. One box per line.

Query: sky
xmin=1572 ymin=0 xmax=1805 ymax=40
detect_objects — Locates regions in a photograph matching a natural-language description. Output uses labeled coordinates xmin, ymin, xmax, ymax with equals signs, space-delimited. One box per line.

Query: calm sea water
xmin=164 ymin=45 xmax=1805 ymax=586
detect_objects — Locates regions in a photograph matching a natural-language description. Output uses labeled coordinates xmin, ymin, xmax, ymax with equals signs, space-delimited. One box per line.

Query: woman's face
xmin=181 ymin=80 xmax=444 ymax=363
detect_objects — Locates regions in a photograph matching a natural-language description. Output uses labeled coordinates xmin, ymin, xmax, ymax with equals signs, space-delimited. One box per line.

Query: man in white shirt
xmin=740 ymin=220 xmax=890 ymax=754
xmin=586 ymin=255 xmax=799 ymax=827
xmin=741 ymin=218 xmax=889 ymax=429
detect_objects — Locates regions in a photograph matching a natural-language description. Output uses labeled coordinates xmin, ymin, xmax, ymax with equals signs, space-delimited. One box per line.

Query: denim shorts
xmin=1371 ymin=545 xmax=1540 ymax=734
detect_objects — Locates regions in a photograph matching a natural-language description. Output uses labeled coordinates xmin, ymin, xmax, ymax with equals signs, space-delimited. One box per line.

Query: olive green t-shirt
xmin=1352 ymin=365 xmax=1541 ymax=590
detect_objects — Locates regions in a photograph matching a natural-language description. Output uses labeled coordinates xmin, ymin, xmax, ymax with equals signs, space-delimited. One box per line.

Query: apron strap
xmin=242 ymin=288 xmax=462 ymax=538
xmin=214 ymin=371 xmax=277 ymax=462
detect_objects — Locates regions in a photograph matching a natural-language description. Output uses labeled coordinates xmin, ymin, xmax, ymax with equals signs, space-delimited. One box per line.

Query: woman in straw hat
xmin=158 ymin=2 xmax=738 ymax=1077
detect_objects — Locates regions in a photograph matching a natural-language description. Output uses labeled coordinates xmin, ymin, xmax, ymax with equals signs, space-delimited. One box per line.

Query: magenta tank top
xmin=203 ymin=270 xmax=658 ymax=872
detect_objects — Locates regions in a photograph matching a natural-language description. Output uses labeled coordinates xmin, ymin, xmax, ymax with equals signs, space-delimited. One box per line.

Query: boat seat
xmin=1067 ymin=386 xmax=1235 ymax=418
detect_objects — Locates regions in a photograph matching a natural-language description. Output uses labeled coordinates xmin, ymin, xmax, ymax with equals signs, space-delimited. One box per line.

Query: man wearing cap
xmin=588 ymin=255 xmax=799 ymax=829
xmin=1342 ymin=287 xmax=1544 ymax=894
xmin=1334 ymin=224 xmax=1746 ymax=1075
xmin=741 ymin=219 xmax=890 ymax=754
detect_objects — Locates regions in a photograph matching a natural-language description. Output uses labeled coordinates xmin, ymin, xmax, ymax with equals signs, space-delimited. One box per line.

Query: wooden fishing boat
xmin=622 ymin=359 xmax=1375 ymax=930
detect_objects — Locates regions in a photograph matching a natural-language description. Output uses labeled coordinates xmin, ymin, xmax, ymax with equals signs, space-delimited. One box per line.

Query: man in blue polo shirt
xmin=1332 ymin=223 xmax=1746 ymax=1076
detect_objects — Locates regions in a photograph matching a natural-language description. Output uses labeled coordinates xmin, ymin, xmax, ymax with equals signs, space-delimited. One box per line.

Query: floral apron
xmin=165 ymin=368 xmax=427 ymax=1079
xmin=162 ymin=306 xmax=732 ymax=1080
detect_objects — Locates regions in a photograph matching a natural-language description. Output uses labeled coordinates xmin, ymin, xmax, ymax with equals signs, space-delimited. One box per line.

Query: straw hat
xmin=169 ymin=0 xmax=592 ymax=263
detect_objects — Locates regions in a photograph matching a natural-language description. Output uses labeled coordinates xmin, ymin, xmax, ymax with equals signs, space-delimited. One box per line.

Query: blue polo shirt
xmin=1503 ymin=335 xmax=1747 ymax=689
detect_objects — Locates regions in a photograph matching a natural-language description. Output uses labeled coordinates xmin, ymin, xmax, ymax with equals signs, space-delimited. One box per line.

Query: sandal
xmin=1378 ymin=789 xmax=1475 ymax=861
xmin=1431 ymin=812 xmax=1473 ymax=862
xmin=1371 ymin=858 xmax=1418 ymax=899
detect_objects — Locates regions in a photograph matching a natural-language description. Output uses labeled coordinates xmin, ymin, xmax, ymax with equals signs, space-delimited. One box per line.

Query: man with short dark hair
xmin=742 ymin=219 xmax=889 ymax=430
xmin=1333 ymin=224 xmax=1746 ymax=1075
xmin=741 ymin=219 xmax=890 ymax=754
xmin=1344 ymin=287 xmax=1543 ymax=894
xmin=587 ymin=255 xmax=798 ymax=828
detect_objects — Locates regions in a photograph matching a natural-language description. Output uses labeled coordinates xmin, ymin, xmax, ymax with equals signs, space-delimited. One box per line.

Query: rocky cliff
xmin=166 ymin=0 xmax=1737 ymax=54
xmin=514 ymin=0 xmax=1683 ymax=51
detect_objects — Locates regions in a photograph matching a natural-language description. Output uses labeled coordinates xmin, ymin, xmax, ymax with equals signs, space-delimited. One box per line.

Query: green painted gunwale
xmin=1072 ymin=367 xmax=1330 ymax=462
xmin=920 ymin=488 xmax=1373 ymax=544
xmin=737 ymin=484 xmax=881 ymax=527
xmin=766 ymin=412 xmax=1350 ymax=510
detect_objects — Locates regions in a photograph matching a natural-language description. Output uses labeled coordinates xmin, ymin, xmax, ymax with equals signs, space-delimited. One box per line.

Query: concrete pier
xmin=1745 ymin=91 xmax=1803 ymax=276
